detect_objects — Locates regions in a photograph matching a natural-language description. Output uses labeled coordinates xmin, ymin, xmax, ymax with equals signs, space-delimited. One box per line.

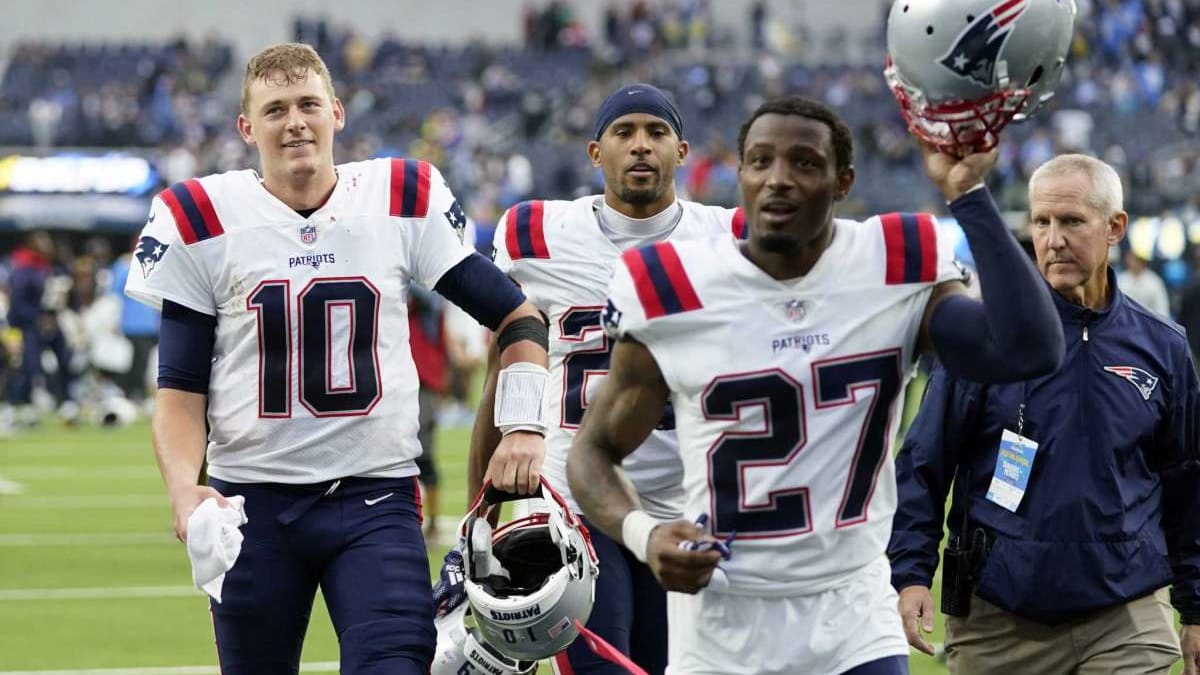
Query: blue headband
xmin=593 ymin=83 xmax=684 ymax=141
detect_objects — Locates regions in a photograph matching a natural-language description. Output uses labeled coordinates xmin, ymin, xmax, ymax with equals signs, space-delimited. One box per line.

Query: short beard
xmin=617 ymin=185 xmax=662 ymax=206
xmin=758 ymin=231 xmax=799 ymax=254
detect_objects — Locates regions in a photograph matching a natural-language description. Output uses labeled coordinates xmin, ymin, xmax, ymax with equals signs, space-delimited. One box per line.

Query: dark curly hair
xmin=736 ymin=96 xmax=854 ymax=173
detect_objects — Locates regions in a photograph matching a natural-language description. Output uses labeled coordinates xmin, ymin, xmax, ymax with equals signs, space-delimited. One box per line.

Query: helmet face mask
xmin=885 ymin=0 xmax=1077 ymax=155
xmin=459 ymin=479 xmax=599 ymax=662
xmin=431 ymin=604 xmax=537 ymax=675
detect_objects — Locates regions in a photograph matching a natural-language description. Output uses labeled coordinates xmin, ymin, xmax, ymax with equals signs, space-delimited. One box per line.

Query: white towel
xmin=186 ymin=495 xmax=248 ymax=603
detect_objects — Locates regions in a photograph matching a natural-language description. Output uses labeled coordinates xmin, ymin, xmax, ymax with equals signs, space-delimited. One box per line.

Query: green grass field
xmin=0 ymin=411 xmax=1184 ymax=674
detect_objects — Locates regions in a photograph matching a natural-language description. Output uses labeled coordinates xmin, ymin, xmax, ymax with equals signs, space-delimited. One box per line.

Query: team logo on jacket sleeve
xmin=1103 ymin=365 xmax=1159 ymax=401
xmin=134 ymin=236 xmax=169 ymax=279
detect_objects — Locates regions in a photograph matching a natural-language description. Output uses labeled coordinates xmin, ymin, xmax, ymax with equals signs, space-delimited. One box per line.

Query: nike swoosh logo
xmin=148 ymin=212 xmax=156 ymax=223
xmin=364 ymin=493 xmax=395 ymax=506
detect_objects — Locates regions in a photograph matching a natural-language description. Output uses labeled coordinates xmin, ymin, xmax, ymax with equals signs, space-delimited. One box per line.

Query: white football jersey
xmin=125 ymin=158 xmax=471 ymax=484
xmin=493 ymin=196 xmax=745 ymax=519
xmin=605 ymin=213 xmax=964 ymax=594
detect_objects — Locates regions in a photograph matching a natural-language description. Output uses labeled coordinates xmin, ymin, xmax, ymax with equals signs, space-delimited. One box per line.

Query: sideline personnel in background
xmin=889 ymin=153 xmax=1200 ymax=674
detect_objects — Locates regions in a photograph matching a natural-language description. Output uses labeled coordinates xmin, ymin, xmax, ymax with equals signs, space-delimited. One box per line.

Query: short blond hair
xmin=241 ymin=43 xmax=336 ymax=114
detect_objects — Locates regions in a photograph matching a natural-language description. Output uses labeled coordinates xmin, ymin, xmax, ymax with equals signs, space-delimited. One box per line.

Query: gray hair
xmin=1028 ymin=154 xmax=1124 ymax=218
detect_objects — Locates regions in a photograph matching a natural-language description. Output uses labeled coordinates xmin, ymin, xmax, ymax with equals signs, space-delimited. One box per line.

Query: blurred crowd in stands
xmin=1 ymin=0 xmax=1199 ymax=435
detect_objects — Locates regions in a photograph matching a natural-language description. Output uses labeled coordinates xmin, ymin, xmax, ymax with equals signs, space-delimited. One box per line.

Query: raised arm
xmin=568 ymin=338 xmax=722 ymax=593
xmin=916 ymin=143 xmax=1064 ymax=383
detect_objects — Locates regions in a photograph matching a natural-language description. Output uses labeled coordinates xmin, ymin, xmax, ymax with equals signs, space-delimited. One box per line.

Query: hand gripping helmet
xmin=460 ymin=479 xmax=599 ymax=661
xmin=884 ymin=0 xmax=1076 ymax=154
xmin=431 ymin=603 xmax=537 ymax=675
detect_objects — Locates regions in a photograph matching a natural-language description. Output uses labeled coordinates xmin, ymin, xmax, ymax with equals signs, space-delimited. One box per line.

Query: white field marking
xmin=2 ymin=466 xmax=157 ymax=480
xmin=0 ymin=585 xmax=200 ymax=601
xmin=1 ymin=495 xmax=164 ymax=509
xmin=0 ymin=533 xmax=172 ymax=546
xmin=0 ymin=662 xmax=341 ymax=674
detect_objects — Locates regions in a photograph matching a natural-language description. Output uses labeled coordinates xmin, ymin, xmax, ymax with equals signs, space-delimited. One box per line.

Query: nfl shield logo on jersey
xmin=781 ymin=299 xmax=807 ymax=322
xmin=300 ymin=223 xmax=318 ymax=244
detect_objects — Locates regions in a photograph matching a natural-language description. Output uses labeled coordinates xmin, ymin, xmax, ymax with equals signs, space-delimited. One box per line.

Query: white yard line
xmin=0 ymin=585 xmax=200 ymax=601
xmin=0 ymin=533 xmax=172 ymax=546
xmin=0 ymin=663 xmax=340 ymax=674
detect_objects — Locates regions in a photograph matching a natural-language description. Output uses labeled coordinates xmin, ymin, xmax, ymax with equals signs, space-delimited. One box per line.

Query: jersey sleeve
xmin=877 ymin=212 xmax=967 ymax=286
xmin=123 ymin=195 xmax=216 ymax=315
xmin=603 ymin=252 xmax=651 ymax=343
xmin=408 ymin=164 xmax=472 ymax=289
xmin=934 ymin=217 xmax=969 ymax=285
xmin=491 ymin=209 xmax=515 ymax=275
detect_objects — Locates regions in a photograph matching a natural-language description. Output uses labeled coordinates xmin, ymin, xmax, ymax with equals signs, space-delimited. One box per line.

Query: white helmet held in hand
xmin=431 ymin=604 xmax=536 ymax=675
xmin=884 ymin=0 xmax=1076 ymax=154
xmin=460 ymin=479 xmax=599 ymax=662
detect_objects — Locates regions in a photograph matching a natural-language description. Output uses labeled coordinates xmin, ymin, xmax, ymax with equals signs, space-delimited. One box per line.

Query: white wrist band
xmin=494 ymin=362 xmax=550 ymax=436
xmin=621 ymin=510 xmax=659 ymax=563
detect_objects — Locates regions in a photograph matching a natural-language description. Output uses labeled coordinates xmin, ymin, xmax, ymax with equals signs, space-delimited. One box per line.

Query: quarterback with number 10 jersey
xmin=605 ymin=212 xmax=964 ymax=594
xmin=125 ymin=158 xmax=471 ymax=484
xmin=493 ymin=196 xmax=745 ymax=519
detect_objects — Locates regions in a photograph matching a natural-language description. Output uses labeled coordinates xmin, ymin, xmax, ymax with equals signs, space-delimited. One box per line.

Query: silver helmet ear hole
xmin=1027 ymin=65 xmax=1045 ymax=87
xmin=926 ymin=25 xmax=934 ymax=34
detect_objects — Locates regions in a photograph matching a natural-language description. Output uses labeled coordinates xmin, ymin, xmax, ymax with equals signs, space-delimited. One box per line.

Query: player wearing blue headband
xmin=461 ymin=83 xmax=746 ymax=675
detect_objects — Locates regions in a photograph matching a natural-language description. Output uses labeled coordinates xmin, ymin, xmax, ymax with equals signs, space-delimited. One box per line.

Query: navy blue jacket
xmin=889 ymin=273 xmax=1200 ymax=624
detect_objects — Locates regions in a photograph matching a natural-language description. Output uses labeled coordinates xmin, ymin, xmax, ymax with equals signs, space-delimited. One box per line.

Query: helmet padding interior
xmin=482 ymin=527 xmax=563 ymax=597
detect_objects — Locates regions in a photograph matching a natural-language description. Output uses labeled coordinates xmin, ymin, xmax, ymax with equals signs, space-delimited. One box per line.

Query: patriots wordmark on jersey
xmin=492 ymin=196 xmax=746 ymax=519
xmin=605 ymin=212 xmax=965 ymax=594
xmin=125 ymin=158 xmax=472 ymax=484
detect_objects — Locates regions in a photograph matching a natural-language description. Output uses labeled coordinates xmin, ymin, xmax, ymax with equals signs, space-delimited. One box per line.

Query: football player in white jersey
xmin=467 ymin=83 xmax=745 ymax=675
xmin=568 ymin=95 xmax=1065 ymax=675
xmin=124 ymin=44 xmax=551 ymax=675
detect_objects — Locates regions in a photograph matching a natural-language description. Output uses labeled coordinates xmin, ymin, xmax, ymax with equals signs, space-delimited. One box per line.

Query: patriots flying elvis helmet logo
xmin=1103 ymin=366 xmax=1159 ymax=401
xmin=134 ymin=236 xmax=169 ymax=279
xmin=938 ymin=0 xmax=1030 ymax=87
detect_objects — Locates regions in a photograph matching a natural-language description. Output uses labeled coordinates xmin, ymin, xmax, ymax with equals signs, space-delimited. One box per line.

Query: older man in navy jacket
xmin=889 ymin=154 xmax=1200 ymax=674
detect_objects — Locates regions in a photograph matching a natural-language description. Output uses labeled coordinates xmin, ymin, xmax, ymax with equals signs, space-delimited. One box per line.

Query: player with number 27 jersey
xmin=493 ymin=196 xmax=745 ymax=519
xmin=126 ymin=157 xmax=469 ymax=484
xmin=604 ymin=212 xmax=962 ymax=593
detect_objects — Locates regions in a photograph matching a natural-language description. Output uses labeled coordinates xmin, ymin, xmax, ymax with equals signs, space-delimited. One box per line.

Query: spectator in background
xmin=1178 ymin=246 xmax=1200 ymax=363
xmin=5 ymin=231 xmax=74 ymax=422
xmin=407 ymin=283 xmax=450 ymax=544
xmin=109 ymin=241 xmax=160 ymax=404
xmin=1119 ymin=248 xmax=1172 ymax=318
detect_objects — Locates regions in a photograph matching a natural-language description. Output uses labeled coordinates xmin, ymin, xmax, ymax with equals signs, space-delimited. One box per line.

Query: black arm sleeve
xmin=433 ymin=253 xmax=527 ymax=331
xmin=158 ymin=300 xmax=216 ymax=393
xmin=928 ymin=188 xmax=1064 ymax=383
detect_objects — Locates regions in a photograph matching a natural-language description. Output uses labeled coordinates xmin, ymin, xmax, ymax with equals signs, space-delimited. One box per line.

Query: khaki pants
xmin=944 ymin=589 xmax=1181 ymax=675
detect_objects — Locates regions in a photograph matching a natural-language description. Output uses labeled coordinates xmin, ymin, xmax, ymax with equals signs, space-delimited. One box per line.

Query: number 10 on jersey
xmin=247 ymin=277 xmax=383 ymax=417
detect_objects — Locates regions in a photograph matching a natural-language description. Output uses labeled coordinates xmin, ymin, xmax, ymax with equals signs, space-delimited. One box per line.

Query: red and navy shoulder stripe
xmin=157 ymin=179 xmax=225 ymax=244
xmin=731 ymin=207 xmax=748 ymax=240
xmin=504 ymin=200 xmax=550 ymax=260
xmin=621 ymin=242 xmax=702 ymax=319
xmin=389 ymin=158 xmax=432 ymax=218
xmin=880 ymin=212 xmax=938 ymax=284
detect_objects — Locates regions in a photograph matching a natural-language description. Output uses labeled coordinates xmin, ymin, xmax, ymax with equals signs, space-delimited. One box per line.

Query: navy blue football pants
xmin=553 ymin=517 xmax=668 ymax=675
xmin=208 ymin=476 xmax=434 ymax=675
xmin=844 ymin=656 xmax=908 ymax=674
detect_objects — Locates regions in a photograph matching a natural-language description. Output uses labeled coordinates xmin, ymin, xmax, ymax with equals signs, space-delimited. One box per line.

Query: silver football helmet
xmin=431 ymin=604 xmax=537 ymax=675
xmin=884 ymin=0 xmax=1077 ymax=154
xmin=460 ymin=479 xmax=599 ymax=662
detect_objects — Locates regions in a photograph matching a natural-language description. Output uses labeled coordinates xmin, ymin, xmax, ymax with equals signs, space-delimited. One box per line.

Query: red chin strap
xmin=889 ymin=82 xmax=1031 ymax=157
